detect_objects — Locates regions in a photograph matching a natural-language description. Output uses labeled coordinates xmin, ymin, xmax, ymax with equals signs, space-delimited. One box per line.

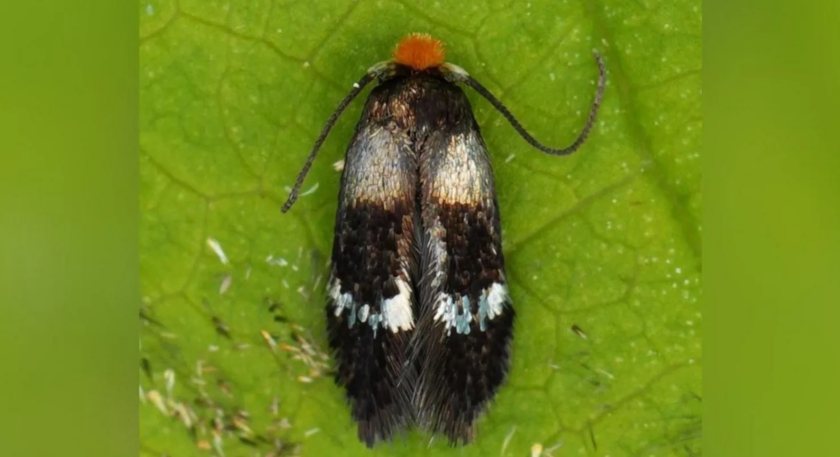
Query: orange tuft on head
xmin=393 ymin=33 xmax=445 ymax=71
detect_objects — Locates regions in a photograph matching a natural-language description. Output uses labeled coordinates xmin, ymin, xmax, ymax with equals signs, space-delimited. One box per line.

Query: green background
xmin=704 ymin=1 xmax=840 ymax=455
xmin=139 ymin=0 xmax=700 ymax=456
xmin=0 ymin=2 xmax=138 ymax=457
xmin=4 ymin=1 xmax=840 ymax=457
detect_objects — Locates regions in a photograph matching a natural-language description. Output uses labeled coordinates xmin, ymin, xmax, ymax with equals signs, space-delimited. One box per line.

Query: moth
xmin=282 ymin=34 xmax=605 ymax=446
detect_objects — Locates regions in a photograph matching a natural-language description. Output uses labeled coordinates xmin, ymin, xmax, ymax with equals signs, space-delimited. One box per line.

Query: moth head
xmin=393 ymin=33 xmax=445 ymax=71
xmin=367 ymin=34 xmax=469 ymax=83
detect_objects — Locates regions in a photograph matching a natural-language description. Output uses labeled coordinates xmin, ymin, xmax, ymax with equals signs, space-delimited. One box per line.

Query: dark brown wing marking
xmin=327 ymin=104 xmax=419 ymax=446
xmin=414 ymin=123 xmax=515 ymax=443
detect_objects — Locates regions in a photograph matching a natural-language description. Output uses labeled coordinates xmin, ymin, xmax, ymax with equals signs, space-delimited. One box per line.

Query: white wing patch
xmin=358 ymin=304 xmax=370 ymax=323
xmin=479 ymin=282 xmax=507 ymax=328
xmin=433 ymin=293 xmax=473 ymax=335
xmin=434 ymin=282 xmax=510 ymax=335
xmin=381 ymin=276 xmax=414 ymax=332
xmin=329 ymin=280 xmax=355 ymax=317
xmin=329 ymin=275 xmax=414 ymax=336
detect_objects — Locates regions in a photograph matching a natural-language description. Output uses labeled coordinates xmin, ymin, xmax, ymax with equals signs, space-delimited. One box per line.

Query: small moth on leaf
xmin=283 ymin=33 xmax=605 ymax=446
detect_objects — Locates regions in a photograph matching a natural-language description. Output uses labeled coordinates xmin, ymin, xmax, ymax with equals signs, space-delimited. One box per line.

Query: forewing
xmin=327 ymin=118 xmax=419 ymax=445
xmin=414 ymin=126 xmax=515 ymax=442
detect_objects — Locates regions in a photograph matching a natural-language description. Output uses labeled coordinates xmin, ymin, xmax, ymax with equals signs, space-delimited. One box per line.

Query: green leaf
xmin=140 ymin=0 xmax=701 ymax=456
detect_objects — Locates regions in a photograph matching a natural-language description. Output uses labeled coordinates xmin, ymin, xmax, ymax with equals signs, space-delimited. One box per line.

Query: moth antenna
xmin=282 ymin=71 xmax=376 ymax=212
xmin=462 ymin=52 xmax=606 ymax=156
